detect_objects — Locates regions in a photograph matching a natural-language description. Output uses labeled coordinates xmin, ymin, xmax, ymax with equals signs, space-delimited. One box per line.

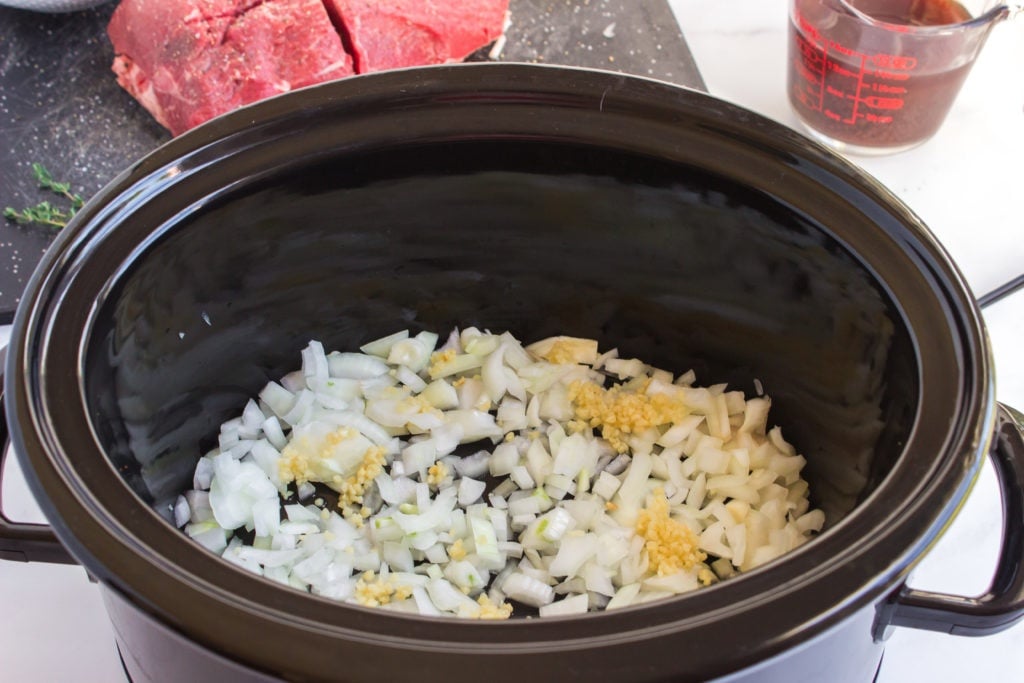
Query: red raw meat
xmin=108 ymin=0 xmax=355 ymax=135
xmin=323 ymin=0 xmax=509 ymax=73
xmin=108 ymin=0 xmax=509 ymax=136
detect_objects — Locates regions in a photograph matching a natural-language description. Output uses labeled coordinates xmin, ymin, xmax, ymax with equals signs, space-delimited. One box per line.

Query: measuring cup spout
xmin=949 ymin=3 xmax=1017 ymax=27
xmin=985 ymin=4 xmax=1017 ymax=23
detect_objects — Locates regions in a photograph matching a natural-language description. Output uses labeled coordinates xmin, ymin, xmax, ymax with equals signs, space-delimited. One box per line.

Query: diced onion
xmin=539 ymin=592 xmax=590 ymax=617
xmin=360 ymin=330 xmax=410 ymax=358
xmin=501 ymin=571 xmax=555 ymax=607
xmin=328 ymin=352 xmax=390 ymax=379
xmin=182 ymin=329 xmax=824 ymax=621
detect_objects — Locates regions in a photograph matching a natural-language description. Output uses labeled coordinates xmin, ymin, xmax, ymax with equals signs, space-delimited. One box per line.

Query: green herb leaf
xmin=4 ymin=163 xmax=84 ymax=230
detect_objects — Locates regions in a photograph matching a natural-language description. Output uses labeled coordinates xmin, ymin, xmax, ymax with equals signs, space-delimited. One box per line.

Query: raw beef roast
xmin=324 ymin=0 xmax=508 ymax=73
xmin=108 ymin=0 xmax=355 ymax=136
xmin=108 ymin=0 xmax=510 ymax=136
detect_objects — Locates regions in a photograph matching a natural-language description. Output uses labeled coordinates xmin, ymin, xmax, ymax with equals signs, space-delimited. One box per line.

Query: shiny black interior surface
xmin=84 ymin=139 xmax=915 ymax=527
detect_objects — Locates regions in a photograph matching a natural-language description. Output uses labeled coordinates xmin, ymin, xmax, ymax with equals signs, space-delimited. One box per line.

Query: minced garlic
xmin=428 ymin=349 xmax=457 ymax=378
xmin=334 ymin=446 xmax=387 ymax=511
xmin=698 ymin=568 xmax=716 ymax=586
xmin=278 ymin=426 xmax=359 ymax=485
xmin=354 ymin=571 xmax=413 ymax=607
xmin=473 ymin=593 xmax=513 ymax=620
xmin=527 ymin=336 xmax=599 ymax=365
xmin=635 ymin=488 xmax=706 ymax=576
xmin=426 ymin=461 xmax=449 ymax=487
xmin=402 ymin=394 xmax=443 ymax=419
xmin=565 ymin=419 xmax=590 ymax=434
xmin=448 ymin=538 xmax=467 ymax=561
xmin=568 ymin=379 xmax=690 ymax=453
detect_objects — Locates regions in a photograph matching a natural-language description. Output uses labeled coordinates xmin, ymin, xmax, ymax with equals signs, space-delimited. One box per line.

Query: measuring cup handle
xmin=883 ymin=403 xmax=1024 ymax=636
xmin=0 ymin=345 xmax=77 ymax=564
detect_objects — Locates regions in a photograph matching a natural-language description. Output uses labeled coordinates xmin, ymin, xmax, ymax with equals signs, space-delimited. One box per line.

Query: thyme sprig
xmin=4 ymin=163 xmax=84 ymax=230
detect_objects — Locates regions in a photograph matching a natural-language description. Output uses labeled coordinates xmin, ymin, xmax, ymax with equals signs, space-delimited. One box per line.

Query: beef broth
xmin=850 ymin=0 xmax=972 ymax=26
xmin=788 ymin=0 xmax=978 ymax=151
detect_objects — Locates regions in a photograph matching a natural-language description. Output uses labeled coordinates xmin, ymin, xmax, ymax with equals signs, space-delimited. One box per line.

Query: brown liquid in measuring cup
xmin=789 ymin=0 xmax=974 ymax=150
xmin=853 ymin=0 xmax=971 ymax=25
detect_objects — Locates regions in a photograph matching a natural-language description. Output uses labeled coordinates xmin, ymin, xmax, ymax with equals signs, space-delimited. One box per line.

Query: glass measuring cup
xmin=787 ymin=0 xmax=1017 ymax=155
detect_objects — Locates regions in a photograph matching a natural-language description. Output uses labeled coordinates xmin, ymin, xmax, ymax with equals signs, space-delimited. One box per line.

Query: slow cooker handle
xmin=0 ymin=346 xmax=77 ymax=564
xmin=885 ymin=403 xmax=1024 ymax=637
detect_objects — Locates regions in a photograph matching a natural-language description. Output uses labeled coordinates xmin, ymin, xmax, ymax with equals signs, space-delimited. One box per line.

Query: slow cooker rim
xmin=3 ymin=63 xmax=995 ymax=674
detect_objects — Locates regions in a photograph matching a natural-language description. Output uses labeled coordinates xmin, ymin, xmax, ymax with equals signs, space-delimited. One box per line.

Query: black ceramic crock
xmin=2 ymin=64 xmax=1023 ymax=683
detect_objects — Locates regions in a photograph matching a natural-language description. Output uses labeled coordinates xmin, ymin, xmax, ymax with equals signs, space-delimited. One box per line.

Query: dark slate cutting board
xmin=0 ymin=0 xmax=704 ymax=323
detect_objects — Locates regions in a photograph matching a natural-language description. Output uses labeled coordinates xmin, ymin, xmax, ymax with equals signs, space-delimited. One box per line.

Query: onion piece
xmin=458 ymin=477 xmax=487 ymax=506
xmin=501 ymin=572 xmax=555 ymax=607
xmin=328 ymin=352 xmax=390 ymax=380
xmin=173 ymin=495 xmax=190 ymax=528
xmin=539 ymin=593 xmax=590 ymax=617
xmin=259 ymin=381 xmax=295 ymax=419
xmin=360 ymin=330 xmax=410 ymax=358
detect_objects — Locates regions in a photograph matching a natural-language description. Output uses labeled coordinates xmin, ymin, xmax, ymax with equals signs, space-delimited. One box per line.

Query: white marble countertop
xmin=2 ymin=1 xmax=1024 ymax=680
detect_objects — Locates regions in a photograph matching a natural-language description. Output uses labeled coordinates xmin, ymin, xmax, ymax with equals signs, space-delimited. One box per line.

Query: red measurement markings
xmin=852 ymin=51 xmax=915 ymax=121
xmin=871 ymin=53 xmax=918 ymax=70
xmin=861 ymin=96 xmax=904 ymax=109
xmin=792 ymin=12 xmax=913 ymax=124
xmin=791 ymin=27 xmax=828 ymax=111
xmin=870 ymin=82 xmax=908 ymax=94
xmin=788 ymin=0 xmax=975 ymax=148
